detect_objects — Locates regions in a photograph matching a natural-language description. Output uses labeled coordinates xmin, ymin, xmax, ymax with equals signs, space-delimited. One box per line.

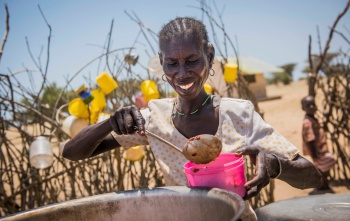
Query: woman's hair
xmin=159 ymin=17 xmax=209 ymax=52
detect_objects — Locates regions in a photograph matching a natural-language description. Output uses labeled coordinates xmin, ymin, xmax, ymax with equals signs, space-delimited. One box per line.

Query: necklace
xmin=174 ymin=94 xmax=211 ymax=116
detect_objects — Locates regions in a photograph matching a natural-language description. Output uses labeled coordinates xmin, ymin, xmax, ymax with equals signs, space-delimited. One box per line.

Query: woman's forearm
xmin=278 ymin=154 xmax=322 ymax=189
xmin=62 ymin=119 xmax=120 ymax=161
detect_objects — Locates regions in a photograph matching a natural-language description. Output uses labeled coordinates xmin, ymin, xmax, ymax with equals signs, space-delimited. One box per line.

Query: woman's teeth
xmin=179 ymin=83 xmax=193 ymax=90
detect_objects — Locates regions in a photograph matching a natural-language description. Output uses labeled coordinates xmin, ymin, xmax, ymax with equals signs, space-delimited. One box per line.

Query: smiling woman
xmin=63 ymin=17 xmax=322 ymax=221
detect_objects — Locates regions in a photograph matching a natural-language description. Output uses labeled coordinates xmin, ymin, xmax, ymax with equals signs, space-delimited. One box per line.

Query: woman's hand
xmin=235 ymin=146 xmax=280 ymax=200
xmin=109 ymin=105 xmax=146 ymax=135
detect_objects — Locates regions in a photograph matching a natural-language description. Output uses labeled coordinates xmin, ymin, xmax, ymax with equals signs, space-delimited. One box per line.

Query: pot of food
xmin=1 ymin=186 xmax=245 ymax=221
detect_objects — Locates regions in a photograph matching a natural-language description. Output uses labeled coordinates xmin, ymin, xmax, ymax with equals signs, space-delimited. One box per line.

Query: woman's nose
xmin=176 ymin=63 xmax=188 ymax=78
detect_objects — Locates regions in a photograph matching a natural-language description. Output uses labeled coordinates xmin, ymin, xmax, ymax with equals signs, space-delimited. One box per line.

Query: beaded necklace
xmin=174 ymin=94 xmax=211 ymax=116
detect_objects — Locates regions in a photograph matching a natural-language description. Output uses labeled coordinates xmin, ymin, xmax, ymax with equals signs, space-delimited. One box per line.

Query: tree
xmin=302 ymin=52 xmax=344 ymax=76
xmin=20 ymin=82 xmax=75 ymax=121
xmin=267 ymin=63 xmax=296 ymax=85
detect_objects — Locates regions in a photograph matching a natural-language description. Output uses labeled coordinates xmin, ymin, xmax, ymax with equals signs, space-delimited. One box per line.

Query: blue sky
xmin=1 ymin=0 xmax=349 ymax=90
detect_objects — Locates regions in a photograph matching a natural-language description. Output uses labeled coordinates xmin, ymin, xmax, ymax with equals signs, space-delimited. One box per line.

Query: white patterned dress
xmin=111 ymin=97 xmax=300 ymax=221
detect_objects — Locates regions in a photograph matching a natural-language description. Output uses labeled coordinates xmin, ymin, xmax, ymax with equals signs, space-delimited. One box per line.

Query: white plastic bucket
xmin=62 ymin=116 xmax=88 ymax=137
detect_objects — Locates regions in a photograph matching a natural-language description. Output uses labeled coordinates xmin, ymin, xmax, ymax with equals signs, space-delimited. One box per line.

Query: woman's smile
xmin=177 ymin=82 xmax=194 ymax=90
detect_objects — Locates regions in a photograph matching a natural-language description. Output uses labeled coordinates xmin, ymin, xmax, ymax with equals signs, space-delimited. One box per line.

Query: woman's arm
xmin=235 ymin=147 xmax=322 ymax=200
xmin=62 ymin=119 xmax=120 ymax=161
xmin=63 ymin=105 xmax=146 ymax=161
xmin=278 ymin=154 xmax=322 ymax=189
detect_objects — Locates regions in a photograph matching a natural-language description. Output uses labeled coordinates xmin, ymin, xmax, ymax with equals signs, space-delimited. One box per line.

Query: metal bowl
xmin=2 ymin=186 xmax=245 ymax=221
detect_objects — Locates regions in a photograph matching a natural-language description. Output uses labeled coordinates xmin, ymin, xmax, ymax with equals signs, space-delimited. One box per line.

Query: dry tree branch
xmin=0 ymin=3 xmax=9 ymax=64
xmin=212 ymin=1 xmax=228 ymax=58
xmin=333 ymin=29 xmax=350 ymax=45
xmin=51 ymin=47 xmax=133 ymax=119
xmin=124 ymin=10 xmax=157 ymax=55
xmin=308 ymin=35 xmax=314 ymax=71
xmin=315 ymin=0 xmax=350 ymax=75
xmin=316 ymin=26 xmax=323 ymax=55
xmin=0 ymin=73 xmax=16 ymax=120
xmin=308 ymin=35 xmax=316 ymax=96
xmin=308 ymin=0 xmax=350 ymax=96
xmin=105 ymin=19 xmax=114 ymax=75
xmin=0 ymin=69 xmax=38 ymax=81
xmin=193 ymin=2 xmax=240 ymax=69
xmin=1 ymin=97 xmax=68 ymax=136
xmin=32 ymin=5 xmax=52 ymax=106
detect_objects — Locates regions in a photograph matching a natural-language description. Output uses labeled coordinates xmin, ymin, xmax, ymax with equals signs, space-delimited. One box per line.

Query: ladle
xmin=134 ymin=126 xmax=182 ymax=153
xmin=145 ymin=129 xmax=183 ymax=153
xmin=134 ymin=127 xmax=222 ymax=164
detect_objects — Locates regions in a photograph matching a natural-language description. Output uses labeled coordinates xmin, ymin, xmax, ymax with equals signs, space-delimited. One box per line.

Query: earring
xmin=209 ymin=68 xmax=215 ymax=76
xmin=162 ymin=74 xmax=168 ymax=82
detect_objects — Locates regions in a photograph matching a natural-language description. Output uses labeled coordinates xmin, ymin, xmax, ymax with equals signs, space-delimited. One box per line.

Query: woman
xmin=63 ymin=17 xmax=322 ymax=220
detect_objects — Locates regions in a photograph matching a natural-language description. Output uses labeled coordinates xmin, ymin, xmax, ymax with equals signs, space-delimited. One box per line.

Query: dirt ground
xmin=258 ymin=79 xmax=349 ymax=202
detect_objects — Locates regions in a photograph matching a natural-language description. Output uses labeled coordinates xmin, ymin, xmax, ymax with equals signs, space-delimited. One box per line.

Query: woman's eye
xmin=187 ymin=59 xmax=198 ymax=65
xmin=167 ymin=62 xmax=178 ymax=67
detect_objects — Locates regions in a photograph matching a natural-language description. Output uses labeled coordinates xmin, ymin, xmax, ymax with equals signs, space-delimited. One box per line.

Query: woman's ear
xmin=207 ymin=44 xmax=215 ymax=68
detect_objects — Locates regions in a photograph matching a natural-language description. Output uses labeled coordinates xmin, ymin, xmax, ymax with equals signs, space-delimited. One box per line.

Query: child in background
xmin=301 ymin=96 xmax=335 ymax=194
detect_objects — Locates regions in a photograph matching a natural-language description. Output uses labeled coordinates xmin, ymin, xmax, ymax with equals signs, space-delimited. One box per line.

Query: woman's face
xmin=160 ymin=36 xmax=212 ymax=100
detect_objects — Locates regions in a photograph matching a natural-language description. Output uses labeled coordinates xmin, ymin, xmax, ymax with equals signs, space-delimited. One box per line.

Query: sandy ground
xmin=259 ymin=79 xmax=349 ymax=202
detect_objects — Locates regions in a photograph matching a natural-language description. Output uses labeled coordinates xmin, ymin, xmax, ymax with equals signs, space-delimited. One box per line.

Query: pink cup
xmin=183 ymin=153 xmax=246 ymax=197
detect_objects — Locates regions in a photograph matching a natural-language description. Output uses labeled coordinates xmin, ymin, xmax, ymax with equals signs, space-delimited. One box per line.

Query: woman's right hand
xmin=109 ymin=105 xmax=146 ymax=135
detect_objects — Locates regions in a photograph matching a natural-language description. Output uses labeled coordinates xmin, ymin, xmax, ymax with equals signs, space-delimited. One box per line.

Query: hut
xmin=207 ymin=56 xmax=283 ymax=100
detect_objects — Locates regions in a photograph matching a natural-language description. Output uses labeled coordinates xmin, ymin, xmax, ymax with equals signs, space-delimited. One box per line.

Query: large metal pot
xmin=1 ymin=186 xmax=245 ymax=221
xmin=255 ymin=193 xmax=350 ymax=221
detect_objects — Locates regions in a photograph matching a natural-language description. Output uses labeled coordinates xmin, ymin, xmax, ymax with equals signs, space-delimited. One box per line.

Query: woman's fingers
xmin=244 ymin=181 xmax=265 ymax=200
xmin=234 ymin=145 xmax=259 ymax=156
xmin=130 ymin=105 xmax=146 ymax=135
xmin=243 ymin=151 xmax=271 ymax=200
xmin=116 ymin=109 xmax=127 ymax=134
xmin=245 ymin=152 xmax=266 ymax=186
xmin=109 ymin=115 xmax=122 ymax=134
xmin=123 ymin=110 xmax=134 ymax=134
xmin=110 ymin=105 xmax=145 ymax=135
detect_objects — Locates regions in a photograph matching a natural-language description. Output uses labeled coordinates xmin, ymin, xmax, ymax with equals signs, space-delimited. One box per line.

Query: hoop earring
xmin=162 ymin=74 xmax=168 ymax=82
xmin=209 ymin=68 xmax=215 ymax=76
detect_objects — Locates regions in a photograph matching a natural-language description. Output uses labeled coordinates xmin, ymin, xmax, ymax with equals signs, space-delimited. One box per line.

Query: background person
xmin=301 ymin=96 xmax=335 ymax=194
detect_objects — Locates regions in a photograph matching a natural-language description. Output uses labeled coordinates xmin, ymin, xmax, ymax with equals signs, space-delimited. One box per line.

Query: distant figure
xmin=301 ymin=96 xmax=335 ymax=194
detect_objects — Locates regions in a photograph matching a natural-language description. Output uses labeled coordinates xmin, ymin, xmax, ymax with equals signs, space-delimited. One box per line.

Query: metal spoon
xmin=134 ymin=127 xmax=182 ymax=153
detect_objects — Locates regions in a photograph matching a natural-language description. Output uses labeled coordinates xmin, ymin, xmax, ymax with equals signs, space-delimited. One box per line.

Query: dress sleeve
xmin=110 ymin=108 xmax=150 ymax=149
xmin=245 ymin=101 xmax=300 ymax=160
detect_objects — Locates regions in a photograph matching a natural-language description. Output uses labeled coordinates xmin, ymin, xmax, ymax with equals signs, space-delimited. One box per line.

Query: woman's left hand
xmin=235 ymin=146 xmax=280 ymax=200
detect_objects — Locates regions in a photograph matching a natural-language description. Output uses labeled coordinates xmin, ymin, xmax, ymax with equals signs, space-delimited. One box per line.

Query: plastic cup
xmin=30 ymin=136 xmax=53 ymax=169
xmin=135 ymin=93 xmax=148 ymax=109
xmin=97 ymin=112 xmax=110 ymax=123
xmin=96 ymin=72 xmax=118 ymax=95
xmin=68 ymin=98 xmax=89 ymax=119
xmin=148 ymin=56 xmax=164 ymax=79
xmin=75 ymin=85 xmax=94 ymax=104
xmin=91 ymin=89 xmax=106 ymax=112
xmin=123 ymin=146 xmax=146 ymax=162
xmin=224 ymin=63 xmax=238 ymax=83
xmin=204 ymin=83 xmax=213 ymax=94
xmin=184 ymin=153 xmax=246 ymax=197
xmin=62 ymin=115 xmax=88 ymax=137
xmin=140 ymin=80 xmax=160 ymax=101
